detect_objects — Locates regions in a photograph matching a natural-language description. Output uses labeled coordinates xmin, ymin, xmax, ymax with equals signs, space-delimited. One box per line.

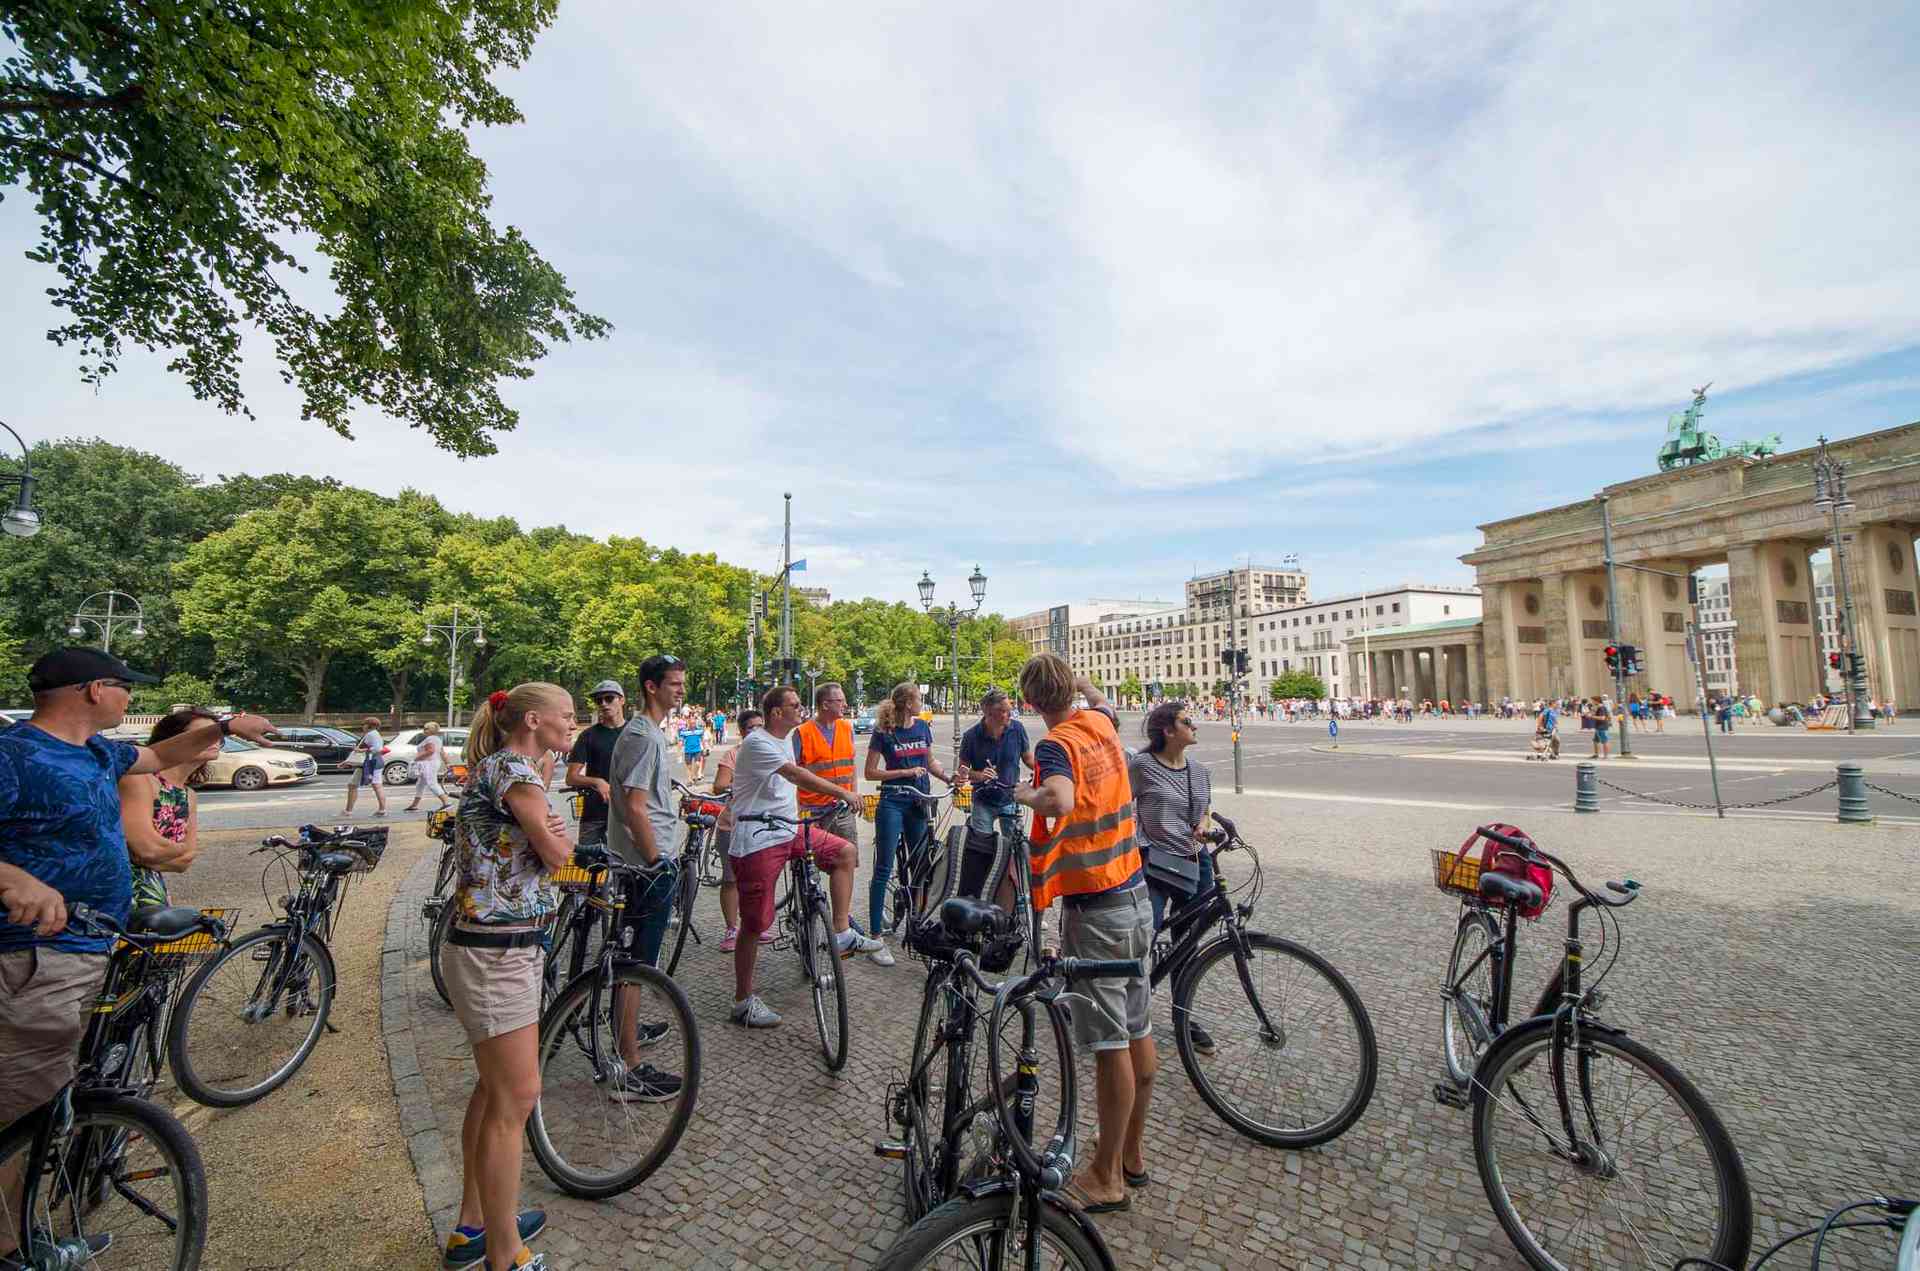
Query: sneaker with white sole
xmin=607 ymin=1064 xmax=683 ymax=1103
xmin=443 ymin=1210 xmax=547 ymax=1269
xmin=869 ymin=939 xmax=896 ymax=967
xmin=636 ymin=1020 xmax=669 ymax=1048
xmin=836 ymin=929 xmax=883 ymax=959
xmin=731 ymin=995 xmax=782 ymax=1028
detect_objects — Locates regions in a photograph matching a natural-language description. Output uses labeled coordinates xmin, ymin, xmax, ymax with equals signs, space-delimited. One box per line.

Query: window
xmin=1376 ymin=604 xmax=1383 ymax=616
xmin=1392 ymin=603 xmax=1401 ymax=613
xmin=1345 ymin=609 xmax=1353 ymax=619
xmin=1443 ymin=605 xmax=1451 ymax=615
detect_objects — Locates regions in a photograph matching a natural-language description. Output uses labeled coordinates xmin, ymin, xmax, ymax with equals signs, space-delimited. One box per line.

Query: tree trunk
xmin=299 ymin=652 xmax=332 ymax=722
xmin=388 ymin=667 xmax=410 ymax=715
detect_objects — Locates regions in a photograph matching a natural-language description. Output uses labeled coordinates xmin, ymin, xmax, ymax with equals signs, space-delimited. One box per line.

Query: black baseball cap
xmin=28 ymin=647 xmax=160 ymax=693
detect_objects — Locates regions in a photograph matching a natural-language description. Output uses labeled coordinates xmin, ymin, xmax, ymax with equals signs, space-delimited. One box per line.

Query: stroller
xmin=1528 ymin=728 xmax=1561 ymax=760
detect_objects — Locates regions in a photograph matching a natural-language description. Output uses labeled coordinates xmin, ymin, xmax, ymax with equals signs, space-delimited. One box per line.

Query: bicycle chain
xmin=1591 ymin=775 xmax=1838 ymax=811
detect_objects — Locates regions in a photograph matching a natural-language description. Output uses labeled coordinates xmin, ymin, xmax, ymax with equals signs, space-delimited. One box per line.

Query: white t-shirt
xmin=415 ymin=734 xmax=442 ymax=774
xmin=728 ymin=727 xmax=799 ymax=857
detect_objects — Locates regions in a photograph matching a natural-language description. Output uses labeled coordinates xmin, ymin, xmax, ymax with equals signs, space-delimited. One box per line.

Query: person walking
xmin=709 ymin=706 xmax=727 ymax=747
xmin=343 ymin=715 xmax=390 ymax=817
xmin=405 ymin=721 xmax=452 ymax=813
xmin=1010 ymin=655 xmax=1153 ymax=1215
xmin=710 ymin=707 xmax=766 ymax=952
xmin=791 ymin=683 xmax=869 ymax=955
xmin=679 ymin=711 xmax=708 ymax=783
xmin=727 ymin=685 xmax=878 ymax=1028
xmin=441 ymin=684 xmax=575 ymax=1271
xmin=117 ymin=709 xmax=209 ymax=908
xmin=865 ymin=682 xmax=955 ymax=959
xmin=1588 ymin=697 xmax=1613 ymax=759
xmin=563 ymin=680 xmax=627 ymax=849
xmin=954 ymin=688 xmax=1035 ymax=905
xmin=603 ymin=655 xmax=691 ymax=1098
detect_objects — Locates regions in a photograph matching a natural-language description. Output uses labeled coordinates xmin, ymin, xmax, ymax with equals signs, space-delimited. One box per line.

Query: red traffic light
xmin=1604 ymin=645 xmax=1619 ymax=658
xmin=1828 ymin=651 xmax=1842 ymax=669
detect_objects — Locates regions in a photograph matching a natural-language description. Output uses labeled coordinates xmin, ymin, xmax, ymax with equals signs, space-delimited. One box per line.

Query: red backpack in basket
xmin=1470 ymin=823 xmax=1553 ymax=919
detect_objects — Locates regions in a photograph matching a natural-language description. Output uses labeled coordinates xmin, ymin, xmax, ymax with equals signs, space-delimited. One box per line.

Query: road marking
xmin=1226 ymin=785 xmax=1920 ymax=825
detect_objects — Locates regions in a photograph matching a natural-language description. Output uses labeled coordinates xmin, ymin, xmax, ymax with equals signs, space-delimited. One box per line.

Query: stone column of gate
xmin=1426 ymin=646 xmax=1442 ymax=703
xmin=1480 ymin=582 xmax=1513 ymax=705
xmin=1466 ymin=639 xmax=1485 ymax=709
xmin=1725 ymin=542 xmax=1784 ymax=706
xmin=1799 ymin=542 xmax=1827 ymax=697
xmin=1855 ymin=524 xmax=1920 ymax=709
xmin=1628 ymin=559 xmax=1689 ymax=705
xmin=1444 ymin=645 xmax=1464 ymax=703
xmin=1540 ymin=572 xmax=1576 ymax=697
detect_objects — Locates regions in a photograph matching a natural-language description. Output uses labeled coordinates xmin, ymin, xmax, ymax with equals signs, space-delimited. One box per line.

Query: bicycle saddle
xmin=127 ymin=905 xmax=207 ymax=939
xmin=1479 ymin=871 xmax=1543 ymax=911
xmin=939 ymin=897 xmax=1010 ymax=939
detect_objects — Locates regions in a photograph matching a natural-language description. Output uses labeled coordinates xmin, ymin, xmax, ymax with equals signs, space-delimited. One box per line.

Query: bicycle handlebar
xmin=1473 ymin=824 xmax=1640 ymax=908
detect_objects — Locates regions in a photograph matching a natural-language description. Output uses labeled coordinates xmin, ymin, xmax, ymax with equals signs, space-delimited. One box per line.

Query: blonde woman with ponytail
xmin=443 ymin=683 xmax=574 ymax=1271
xmin=863 ymin=681 xmax=954 ymax=962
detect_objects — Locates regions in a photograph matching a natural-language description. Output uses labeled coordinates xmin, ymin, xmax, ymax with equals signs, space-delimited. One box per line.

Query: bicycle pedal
xmin=874 ymin=1140 xmax=908 ymax=1160
xmin=1432 ymin=1081 xmax=1470 ymax=1110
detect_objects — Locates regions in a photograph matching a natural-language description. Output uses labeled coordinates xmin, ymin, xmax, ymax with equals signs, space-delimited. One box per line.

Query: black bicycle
xmin=734 ymin=808 xmax=854 ymax=1072
xmin=1432 ymin=823 xmax=1753 ymax=1271
xmin=422 ymin=809 xmax=462 ymax=1006
xmin=1147 ymin=812 xmax=1377 ymax=1148
xmin=526 ymin=845 xmax=701 ymax=1199
xmin=874 ymin=788 xmax=963 ymax=948
xmin=167 ymin=824 xmax=378 ymax=1107
xmin=663 ymin=781 xmax=726 ymax=976
xmin=0 ymin=904 xmax=214 ymax=1271
xmin=876 ymin=897 xmax=1140 ymax=1271
xmin=1677 ymin=1193 xmax=1916 ymax=1270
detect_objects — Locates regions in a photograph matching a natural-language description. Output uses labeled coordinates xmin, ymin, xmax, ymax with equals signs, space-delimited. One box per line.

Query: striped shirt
xmin=1127 ymin=750 xmax=1212 ymax=859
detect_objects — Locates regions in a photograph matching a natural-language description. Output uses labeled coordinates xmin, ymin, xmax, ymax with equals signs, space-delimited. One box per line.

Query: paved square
xmin=386 ymin=795 xmax=1919 ymax=1268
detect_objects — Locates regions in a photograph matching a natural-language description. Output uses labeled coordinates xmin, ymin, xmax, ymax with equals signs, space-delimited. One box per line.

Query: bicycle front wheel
xmin=1174 ymin=931 xmax=1377 ymax=1148
xmin=1471 ymin=1018 xmax=1752 ymax=1271
xmin=0 ymin=1090 xmax=208 ymax=1270
xmin=664 ymin=860 xmax=699 ymax=977
xmin=876 ymin=1193 xmax=1107 ymax=1271
xmin=168 ymin=927 xmax=336 ymax=1108
xmin=528 ymin=962 xmax=701 ymax=1199
xmin=803 ymin=893 xmax=849 ymax=1072
xmin=1443 ymin=909 xmax=1500 ymax=1087
xmin=428 ymin=897 xmax=457 ymax=1007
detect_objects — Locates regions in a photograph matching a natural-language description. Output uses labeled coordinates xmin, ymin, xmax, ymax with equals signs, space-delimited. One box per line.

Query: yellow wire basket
xmin=550 ymin=863 xmax=595 ymax=890
xmin=1431 ymin=849 xmax=1483 ymax=898
xmin=121 ymin=907 xmax=235 ymax=958
xmin=861 ymin=793 xmax=879 ymax=822
xmin=954 ymin=785 xmax=973 ymax=810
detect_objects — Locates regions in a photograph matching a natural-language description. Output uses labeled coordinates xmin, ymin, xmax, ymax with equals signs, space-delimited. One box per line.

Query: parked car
xmin=381 ymin=727 xmax=468 ymax=785
xmin=0 ymin=709 xmax=31 ymax=731
xmin=198 ymin=736 xmax=318 ymax=792
xmin=853 ymin=709 xmax=877 ymax=735
xmin=263 ymin=724 xmax=361 ymax=771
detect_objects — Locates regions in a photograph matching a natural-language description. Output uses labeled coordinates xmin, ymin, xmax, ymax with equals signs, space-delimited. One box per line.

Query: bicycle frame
xmin=1148 ymin=838 xmax=1284 ymax=1045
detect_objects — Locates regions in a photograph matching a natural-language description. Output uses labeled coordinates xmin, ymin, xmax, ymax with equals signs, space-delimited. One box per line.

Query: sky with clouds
xmin=4 ymin=0 xmax=1918 ymax=618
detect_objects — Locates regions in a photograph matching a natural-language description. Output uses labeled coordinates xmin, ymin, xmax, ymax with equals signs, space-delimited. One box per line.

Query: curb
xmin=382 ymin=843 xmax=462 ymax=1245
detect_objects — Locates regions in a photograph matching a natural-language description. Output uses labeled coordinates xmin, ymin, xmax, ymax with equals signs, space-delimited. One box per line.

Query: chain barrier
xmin=1591 ymin=775 xmax=1838 ymax=812
xmin=1864 ymin=782 xmax=1920 ymax=808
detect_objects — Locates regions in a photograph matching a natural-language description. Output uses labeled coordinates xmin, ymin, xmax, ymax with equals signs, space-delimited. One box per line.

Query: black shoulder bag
xmin=1143 ymin=761 xmax=1203 ymax=897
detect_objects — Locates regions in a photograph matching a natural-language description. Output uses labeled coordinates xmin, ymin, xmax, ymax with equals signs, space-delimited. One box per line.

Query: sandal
xmin=1124 ymin=1167 xmax=1151 ymax=1188
xmin=1065 ymin=1184 xmax=1130 ymax=1215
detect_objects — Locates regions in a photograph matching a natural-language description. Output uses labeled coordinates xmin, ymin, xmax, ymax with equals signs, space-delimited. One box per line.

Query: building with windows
xmin=1010 ymin=600 xmax=1175 ymax=660
xmin=1185 ymin=564 xmax=1309 ymax=621
xmin=1247 ymin=585 xmax=1482 ymax=701
xmin=793 ymin=586 xmax=831 ymax=609
xmin=1698 ymin=564 xmax=1844 ymax=699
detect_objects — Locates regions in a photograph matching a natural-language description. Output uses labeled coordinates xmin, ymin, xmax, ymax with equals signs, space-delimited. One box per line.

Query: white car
xmin=380 ymin=727 xmax=468 ymax=785
xmin=200 ymin=737 xmax=319 ymax=792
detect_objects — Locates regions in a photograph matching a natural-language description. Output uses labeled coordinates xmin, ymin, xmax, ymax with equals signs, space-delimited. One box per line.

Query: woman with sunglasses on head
xmin=441 ymin=683 xmax=575 ymax=1271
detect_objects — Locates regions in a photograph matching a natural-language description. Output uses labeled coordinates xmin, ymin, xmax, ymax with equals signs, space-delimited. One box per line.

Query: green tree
xmin=2 ymin=1 xmax=608 ymax=456
xmin=1270 ymin=670 xmax=1328 ymax=700
xmin=1116 ymin=674 xmax=1144 ymax=707
xmin=175 ymin=488 xmax=433 ymax=718
xmin=131 ymin=671 xmax=219 ymax=714
xmin=0 ymin=620 xmax=31 ymax=706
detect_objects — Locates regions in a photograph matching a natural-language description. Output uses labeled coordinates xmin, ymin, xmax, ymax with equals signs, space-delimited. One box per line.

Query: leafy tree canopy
xmin=1 ymin=0 xmax=608 ymax=455
xmin=1270 ymin=670 xmax=1328 ymax=700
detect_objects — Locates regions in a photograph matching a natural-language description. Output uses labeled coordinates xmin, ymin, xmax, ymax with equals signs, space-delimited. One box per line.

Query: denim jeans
xmin=625 ymin=865 xmax=677 ymax=968
xmin=871 ymin=792 xmax=929 ymax=933
xmin=1148 ymin=847 xmax=1216 ymax=931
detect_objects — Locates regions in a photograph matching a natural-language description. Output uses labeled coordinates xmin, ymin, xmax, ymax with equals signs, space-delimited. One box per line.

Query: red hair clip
xmin=488 ymin=690 xmax=510 ymax=711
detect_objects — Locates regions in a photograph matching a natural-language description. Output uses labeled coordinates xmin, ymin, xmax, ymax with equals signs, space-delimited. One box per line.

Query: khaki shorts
xmin=442 ymin=940 xmax=544 ymax=1045
xmin=0 ymin=948 xmax=107 ymax=1131
xmin=1061 ymin=886 xmax=1153 ymax=1052
xmin=805 ymin=803 xmax=860 ymax=848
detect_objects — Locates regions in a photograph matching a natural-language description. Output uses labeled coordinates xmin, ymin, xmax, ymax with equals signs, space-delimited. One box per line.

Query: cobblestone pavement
xmin=383 ymin=796 xmax=1919 ymax=1269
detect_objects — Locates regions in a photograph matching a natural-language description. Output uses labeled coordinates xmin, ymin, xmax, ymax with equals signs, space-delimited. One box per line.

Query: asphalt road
xmin=193 ymin=713 xmax=1920 ymax=832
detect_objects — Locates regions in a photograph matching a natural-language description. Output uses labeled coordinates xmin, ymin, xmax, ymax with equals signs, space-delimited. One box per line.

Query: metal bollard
xmin=1574 ymin=761 xmax=1599 ymax=813
xmin=1836 ymin=763 xmax=1874 ymax=824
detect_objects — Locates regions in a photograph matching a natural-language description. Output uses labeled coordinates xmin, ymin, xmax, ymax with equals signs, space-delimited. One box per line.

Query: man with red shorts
xmin=726 ymin=684 xmax=878 ymax=1027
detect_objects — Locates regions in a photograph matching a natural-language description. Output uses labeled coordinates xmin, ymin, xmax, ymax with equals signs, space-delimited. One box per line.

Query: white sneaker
xmin=836 ymin=929 xmax=883 ymax=959
xmin=731 ymin=995 xmax=782 ymax=1028
xmin=868 ymin=939 xmax=896 ymax=967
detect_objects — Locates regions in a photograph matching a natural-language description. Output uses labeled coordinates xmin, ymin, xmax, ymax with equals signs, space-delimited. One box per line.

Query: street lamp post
xmin=67 ymin=591 xmax=146 ymax=653
xmin=1813 ymin=436 xmax=1874 ymax=731
xmin=0 ymin=421 xmax=43 ymax=539
xmin=919 ymin=566 xmax=986 ymax=763
xmin=421 ymin=604 xmax=487 ymax=728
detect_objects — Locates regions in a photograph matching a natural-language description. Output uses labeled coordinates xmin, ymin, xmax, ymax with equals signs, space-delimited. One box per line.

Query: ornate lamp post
xmin=0 ymin=421 xmax=42 ymax=539
xmin=421 ymin=604 xmax=487 ymax=727
xmin=1812 ymin=436 xmax=1873 ymax=731
xmin=67 ymin=591 xmax=145 ymax=653
xmin=918 ymin=566 xmax=986 ymax=759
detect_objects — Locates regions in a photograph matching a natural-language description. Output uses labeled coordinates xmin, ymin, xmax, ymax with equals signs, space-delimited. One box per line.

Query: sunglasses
xmin=1177 ymin=717 xmax=1196 ymax=729
xmin=591 ymin=694 xmax=623 ymax=704
xmin=95 ymin=679 xmax=134 ymax=691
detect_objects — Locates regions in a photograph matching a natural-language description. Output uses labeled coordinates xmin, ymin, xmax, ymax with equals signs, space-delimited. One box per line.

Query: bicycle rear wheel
xmin=0 ymin=1090 xmax=208 ymax=1271
xmin=802 ymin=892 xmax=849 ymax=1072
xmin=1471 ymin=1018 xmax=1752 ymax=1271
xmin=664 ymin=859 xmax=699 ymax=977
xmin=1442 ymin=909 xmax=1500 ymax=1087
xmin=168 ymin=927 xmax=336 ymax=1108
xmin=432 ymin=844 xmax=457 ymax=897
xmin=1173 ymin=931 xmax=1377 ymax=1148
xmin=876 ymin=1193 xmax=1107 ymax=1271
xmin=428 ymin=897 xmax=457 ymax=1007
xmin=528 ymin=962 xmax=700 ymax=1199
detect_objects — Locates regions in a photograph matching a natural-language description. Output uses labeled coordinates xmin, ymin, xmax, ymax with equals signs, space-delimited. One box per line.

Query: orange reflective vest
xmin=1027 ymin=710 xmax=1140 ymax=910
xmin=795 ymin=717 xmax=856 ymax=807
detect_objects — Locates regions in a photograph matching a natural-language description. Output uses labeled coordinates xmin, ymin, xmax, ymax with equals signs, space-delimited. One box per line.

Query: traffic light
xmin=1603 ymin=644 xmax=1620 ymax=673
xmin=1828 ymin=651 xmax=1842 ymax=671
xmin=1846 ymin=651 xmax=1867 ymax=678
xmin=1619 ymin=644 xmax=1640 ymax=675
xmin=1234 ymin=649 xmax=1250 ymax=675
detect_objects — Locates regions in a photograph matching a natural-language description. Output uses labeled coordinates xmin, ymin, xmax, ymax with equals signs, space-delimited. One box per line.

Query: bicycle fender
xmin=952 ymin=1180 xmax=1120 ymax=1271
xmin=1464 ymin=1014 xmax=1629 ymax=1112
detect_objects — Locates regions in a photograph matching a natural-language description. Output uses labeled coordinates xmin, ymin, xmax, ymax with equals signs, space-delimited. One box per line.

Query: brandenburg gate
xmin=1462 ymin=422 xmax=1920 ymax=709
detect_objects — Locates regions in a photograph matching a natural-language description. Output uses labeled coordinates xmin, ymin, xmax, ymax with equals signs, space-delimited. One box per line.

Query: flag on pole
xmin=790 ymin=559 xmax=807 ymax=572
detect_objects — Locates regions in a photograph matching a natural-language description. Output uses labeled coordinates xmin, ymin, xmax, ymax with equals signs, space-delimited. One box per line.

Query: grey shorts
xmin=442 ymin=940 xmax=543 ymax=1045
xmin=808 ymin=803 xmax=860 ymax=849
xmin=0 ymin=947 xmax=107 ymax=1131
xmin=1061 ymin=886 xmax=1153 ymax=1052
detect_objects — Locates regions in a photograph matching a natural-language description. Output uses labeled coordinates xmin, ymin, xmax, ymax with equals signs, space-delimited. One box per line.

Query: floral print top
xmin=131 ymin=776 xmax=190 ymax=910
xmin=453 ymin=749 xmax=557 ymax=925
